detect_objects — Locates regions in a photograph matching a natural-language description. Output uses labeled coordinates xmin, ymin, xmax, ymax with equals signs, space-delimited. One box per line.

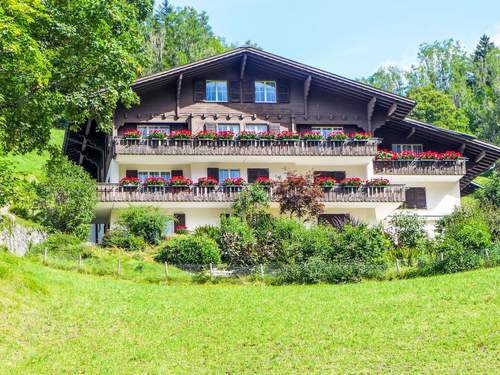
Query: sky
xmin=157 ymin=0 xmax=500 ymax=79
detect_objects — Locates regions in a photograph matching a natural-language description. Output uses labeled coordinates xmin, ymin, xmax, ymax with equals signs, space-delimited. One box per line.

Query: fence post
xmin=260 ymin=264 xmax=264 ymax=280
xmin=439 ymin=253 xmax=444 ymax=262
xmin=78 ymin=255 xmax=82 ymax=270
xmin=43 ymin=248 xmax=48 ymax=264
xmin=164 ymin=261 xmax=168 ymax=282
xmin=396 ymin=259 xmax=400 ymax=273
xmin=485 ymin=249 xmax=490 ymax=261
xmin=209 ymin=263 xmax=213 ymax=276
xmin=117 ymin=256 xmax=121 ymax=276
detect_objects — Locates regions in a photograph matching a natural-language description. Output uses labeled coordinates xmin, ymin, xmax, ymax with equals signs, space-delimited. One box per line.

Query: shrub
xmin=102 ymin=229 xmax=146 ymax=251
xmin=155 ymin=235 xmax=221 ymax=265
xmin=286 ymin=224 xmax=333 ymax=263
xmin=29 ymin=233 xmax=89 ymax=258
xmin=220 ymin=216 xmax=257 ymax=266
xmin=117 ymin=206 xmax=171 ymax=245
xmin=0 ymin=158 xmax=19 ymax=207
xmin=387 ymin=213 xmax=427 ymax=264
xmin=476 ymin=171 xmax=500 ymax=208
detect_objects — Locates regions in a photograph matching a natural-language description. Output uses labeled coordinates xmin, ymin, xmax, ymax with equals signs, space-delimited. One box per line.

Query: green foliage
xmin=358 ymin=65 xmax=407 ymax=96
xmin=29 ymin=233 xmax=89 ymax=258
xmin=219 ymin=216 xmax=258 ymax=266
xmin=193 ymin=225 xmax=221 ymax=245
xmin=155 ymin=235 xmax=221 ymax=265
xmin=476 ymin=171 xmax=500 ymax=208
xmin=33 ymin=151 xmax=96 ymax=240
xmin=116 ymin=206 xmax=171 ymax=245
xmin=232 ymin=184 xmax=270 ymax=225
xmin=0 ymin=158 xmax=18 ymax=207
xmin=388 ymin=213 xmax=427 ymax=264
xmin=102 ymin=229 xmax=146 ymax=252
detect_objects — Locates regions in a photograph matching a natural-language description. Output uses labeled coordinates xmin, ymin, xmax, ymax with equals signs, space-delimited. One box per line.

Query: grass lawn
xmin=0 ymin=252 xmax=498 ymax=374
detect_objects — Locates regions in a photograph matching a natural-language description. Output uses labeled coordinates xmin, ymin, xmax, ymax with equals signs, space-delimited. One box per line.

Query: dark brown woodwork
xmin=247 ymin=168 xmax=269 ymax=183
xmin=242 ymin=80 xmax=254 ymax=103
xmin=176 ymin=74 xmax=183 ymax=117
xmin=125 ymin=169 xmax=138 ymax=178
xmin=193 ymin=80 xmax=205 ymax=102
xmin=387 ymin=103 xmax=398 ymax=117
xmin=405 ymin=187 xmax=427 ymax=209
xmin=367 ymin=97 xmax=376 ymax=131
xmin=229 ymin=81 xmax=241 ymax=102
xmin=277 ymin=79 xmax=290 ymax=103
xmin=304 ymin=75 xmax=312 ymax=118
xmin=240 ymin=54 xmax=247 ymax=80
xmin=171 ymin=170 xmax=183 ymax=177
xmin=475 ymin=150 xmax=486 ymax=163
xmin=406 ymin=127 xmax=416 ymax=140
xmin=207 ymin=168 xmax=219 ymax=181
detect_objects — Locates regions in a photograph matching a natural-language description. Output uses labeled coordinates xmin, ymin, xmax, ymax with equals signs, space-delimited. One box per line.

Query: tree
xmin=117 ymin=206 xmax=171 ymax=245
xmin=232 ymin=185 xmax=270 ymax=225
xmin=274 ymin=171 xmax=324 ymax=220
xmin=359 ymin=66 xmax=408 ymax=96
xmin=0 ymin=0 xmax=153 ymax=154
xmin=33 ymin=150 xmax=96 ymax=239
xmin=388 ymin=213 xmax=427 ymax=264
xmin=474 ymin=34 xmax=495 ymax=62
xmin=0 ymin=158 xmax=18 ymax=207
xmin=408 ymin=85 xmax=470 ymax=133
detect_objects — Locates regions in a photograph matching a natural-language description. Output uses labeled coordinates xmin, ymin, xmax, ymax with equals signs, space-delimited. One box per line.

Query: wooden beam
xmin=387 ymin=103 xmax=397 ymax=117
xmin=367 ymin=97 xmax=376 ymax=131
xmin=175 ymin=74 xmax=183 ymax=117
xmin=406 ymin=127 xmax=416 ymax=140
xmin=474 ymin=150 xmax=486 ymax=163
xmin=240 ymin=54 xmax=247 ymax=80
xmin=304 ymin=75 xmax=312 ymax=118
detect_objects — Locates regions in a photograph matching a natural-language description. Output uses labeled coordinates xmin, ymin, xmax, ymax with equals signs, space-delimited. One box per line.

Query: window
xmin=217 ymin=123 xmax=240 ymax=134
xmin=247 ymin=168 xmax=269 ymax=183
xmin=255 ymin=81 xmax=277 ymax=103
xmin=314 ymin=171 xmax=346 ymax=181
xmin=405 ymin=187 xmax=427 ymax=209
xmin=206 ymin=80 xmax=228 ymax=102
xmin=137 ymin=125 xmax=170 ymax=136
xmin=219 ymin=169 xmax=240 ymax=181
xmin=392 ymin=144 xmax=423 ymax=153
xmin=245 ymin=124 xmax=268 ymax=133
xmin=311 ymin=126 xmax=343 ymax=138
xmin=138 ymin=171 xmax=171 ymax=181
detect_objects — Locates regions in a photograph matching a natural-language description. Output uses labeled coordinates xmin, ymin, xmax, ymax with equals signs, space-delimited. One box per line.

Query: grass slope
xmin=0 ymin=253 xmax=499 ymax=374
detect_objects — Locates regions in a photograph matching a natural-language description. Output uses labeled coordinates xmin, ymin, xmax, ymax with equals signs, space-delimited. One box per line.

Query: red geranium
xmin=276 ymin=131 xmax=300 ymax=141
xmin=398 ymin=150 xmax=418 ymax=160
xmin=147 ymin=130 xmax=167 ymax=139
xmin=327 ymin=131 xmax=348 ymax=141
xmin=339 ymin=177 xmax=365 ymax=187
xmin=169 ymin=176 xmax=192 ymax=186
xmin=301 ymin=131 xmax=323 ymax=140
xmin=197 ymin=176 xmax=218 ymax=186
xmin=418 ymin=151 xmax=440 ymax=160
xmin=223 ymin=177 xmax=246 ymax=186
xmin=366 ymin=178 xmax=390 ymax=186
xmin=315 ymin=176 xmax=336 ymax=187
xmin=238 ymin=131 xmax=259 ymax=140
xmin=440 ymin=151 xmax=463 ymax=160
xmin=376 ymin=149 xmax=397 ymax=160
xmin=143 ymin=177 xmax=167 ymax=186
xmin=350 ymin=132 xmax=371 ymax=140
xmin=216 ymin=131 xmax=235 ymax=140
xmin=123 ymin=130 xmax=142 ymax=139
xmin=170 ymin=130 xmax=192 ymax=140
xmin=197 ymin=130 xmax=216 ymax=140
xmin=120 ymin=176 xmax=141 ymax=186
xmin=259 ymin=131 xmax=276 ymax=140
xmin=255 ymin=176 xmax=273 ymax=186
xmin=175 ymin=225 xmax=188 ymax=234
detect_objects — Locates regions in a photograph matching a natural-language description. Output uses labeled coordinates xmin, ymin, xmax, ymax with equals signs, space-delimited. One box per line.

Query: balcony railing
xmin=97 ymin=184 xmax=405 ymax=203
xmin=373 ymin=159 xmax=466 ymax=175
xmin=114 ymin=137 xmax=380 ymax=156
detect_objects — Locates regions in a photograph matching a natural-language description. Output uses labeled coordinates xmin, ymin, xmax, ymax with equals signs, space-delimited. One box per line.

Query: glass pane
xmin=206 ymin=80 xmax=227 ymax=102
xmin=164 ymin=220 xmax=174 ymax=236
xmin=246 ymin=124 xmax=268 ymax=132
xmin=230 ymin=169 xmax=240 ymax=178
xmin=217 ymin=81 xmax=227 ymax=102
xmin=265 ymin=81 xmax=277 ymax=102
xmin=255 ymin=81 xmax=265 ymax=102
xmin=160 ymin=172 xmax=171 ymax=180
xmin=149 ymin=172 xmax=159 ymax=177
xmin=138 ymin=172 xmax=148 ymax=181
xmin=219 ymin=169 xmax=229 ymax=181
xmin=206 ymin=81 xmax=217 ymax=101
xmin=138 ymin=126 xmax=148 ymax=136
xmin=217 ymin=124 xmax=240 ymax=134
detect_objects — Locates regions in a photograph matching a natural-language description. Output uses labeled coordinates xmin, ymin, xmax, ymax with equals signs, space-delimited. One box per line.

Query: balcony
xmin=114 ymin=137 xmax=380 ymax=157
xmin=373 ymin=159 xmax=466 ymax=175
xmin=97 ymin=184 xmax=405 ymax=203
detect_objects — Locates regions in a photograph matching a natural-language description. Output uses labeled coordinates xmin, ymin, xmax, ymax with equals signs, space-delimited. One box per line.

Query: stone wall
xmin=0 ymin=214 xmax=47 ymax=256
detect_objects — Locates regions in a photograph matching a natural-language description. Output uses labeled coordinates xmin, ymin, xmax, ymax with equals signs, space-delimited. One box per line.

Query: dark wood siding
xmin=314 ymin=171 xmax=346 ymax=180
xmin=125 ymin=169 xmax=138 ymax=178
xmin=229 ymin=81 xmax=241 ymax=103
xmin=193 ymin=80 xmax=205 ymax=102
xmin=174 ymin=213 xmax=186 ymax=227
xmin=405 ymin=187 xmax=427 ymax=209
xmin=277 ymin=79 xmax=290 ymax=103
xmin=171 ymin=170 xmax=183 ymax=177
xmin=207 ymin=168 xmax=219 ymax=181
xmin=247 ymin=168 xmax=269 ymax=183
xmin=242 ymin=80 xmax=254 ymax=103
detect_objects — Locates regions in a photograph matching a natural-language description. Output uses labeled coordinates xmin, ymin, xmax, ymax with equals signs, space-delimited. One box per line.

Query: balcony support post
xmin=175 ymin=74 xmax=183 ymax=118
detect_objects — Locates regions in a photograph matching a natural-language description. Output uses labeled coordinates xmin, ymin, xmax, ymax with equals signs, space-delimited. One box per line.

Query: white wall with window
xmin=206 ymin=80 xmax=228 ymax=102
xmin=217 ymin=123 xmax=240 ymax=134
xmin=137 ymin=125 xmax=170 ymax=136
xmin=255 ymin=81 xmax=277 ymax=103
xmin=392 ymin=144 xmax=424 ymax=153
xmin=245 ymin=123 xmax=268 ymax=132
xmin=311 ymin=126 xmax=343 ymax=137
xmin=138 ymin=171 xmax=171 ymax=181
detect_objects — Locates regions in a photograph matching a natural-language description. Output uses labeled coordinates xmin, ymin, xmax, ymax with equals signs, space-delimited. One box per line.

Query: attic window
xmin=255 ymin=81 xmax=277 ymax=103
xmin=206 ymin=80 xmax=228 ymax=102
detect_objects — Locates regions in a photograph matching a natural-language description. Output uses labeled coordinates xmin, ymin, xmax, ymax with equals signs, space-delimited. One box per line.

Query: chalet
xmin=63 ymin=47 xmax=500 ymax=240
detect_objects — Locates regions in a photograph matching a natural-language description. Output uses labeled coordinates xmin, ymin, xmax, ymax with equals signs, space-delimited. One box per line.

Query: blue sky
xmin=159 ymin=0 xmax=500 ymax=79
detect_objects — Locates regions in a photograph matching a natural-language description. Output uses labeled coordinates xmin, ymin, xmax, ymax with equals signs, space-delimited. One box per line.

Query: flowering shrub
xmin=285 ymin=176 xmax=307 ymax=186
xmin=120 ymin=177 xmax=141 ymax=186
xmin=315 ymin=176 xmax=336 ymax=187
xmin=259 ymin=131 xmax=276 ymax=140
xmin=255 ymin=176 xmax=273 ymax=186
xmin=216 ymin=131 xmax=235 ymax=140
xmin=418 ymin=151 xmax=440 ymax=160
xmin=147 ymin=130 xmax=167 ymax=139
xmin=350 ymin=132 xmax=371 ymax=140
xmin=397 ymin=150 xmax=418 ymax=160
xmin=327 ymin=131 xmax=348 ymax=141
xmin=197 ymin=176 xmax=218 ymax=186
xmin=143 ymin=177 xmax=167 ymax=186
xmin=238 ymin=131 xmax=258 ymax=140
xmin=366 ymin=178 xmax=390 ymax=186
xmin=439 ymin=151 xmax=463 ymax=160
xmin=170 ymin=130 xmax=192 ymax=140
xmin=339 ymin=177 xmax=365 ymax=187
xmin=123 ymin=130 xmax=142 ymax=139
xmin=168 ymin=176 xmax=192 ymax=186
xmin=376 ymin=149 xmax=397 ymax=160
xmin=223 ymin=177 xmax=246 ymax=186
xmin=174 ymin=225 xmax=188 ymax=234
xmin=276 ymin=131 xmax=300 ymax=141
xmin=301 ymin=132 xmax=323 ymax=140
xmin=197 ymin=130 xmax=216 ymax=140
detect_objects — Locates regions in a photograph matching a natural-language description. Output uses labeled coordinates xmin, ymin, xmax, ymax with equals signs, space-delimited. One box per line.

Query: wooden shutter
xmin=247 ymin=168 xmax=269 ymax=183
xmin=269 ymin=122 xmax=281 ymax=133
xmin=242 ymin=80 xmax=254 ymax=103
xmin=171 ymin=170 xmax=183 ymax=177
xmin=314 ymin=171 xmax=346 ymax=180
xmin=205 ymin=122 xmax=217 ymax=132
xmin=405 ymin=187 xmax=427 ymax=209
xmin=125 ymin=169 xmax=138 ymax=178
xmin=193 ymin=80 xmax=205 ymax=102
xmin=207 ymin=168 xmax=219 ymax=181
xmin=229 ymin=81 xmax=241 ymax=103
xmin=277 ymin=80 xmax=290 ymax=103
xmin=174 ymin=213 xmax=186 ymax=227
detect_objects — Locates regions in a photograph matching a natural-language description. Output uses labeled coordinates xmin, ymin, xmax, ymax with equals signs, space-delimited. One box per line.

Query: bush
xmin=29 ymin=233 xmax=90 ymax=258
xmin=102 ymin=229 xmax=146 ymax=251
xmin=193 ymin=225 xmax=221 ymax=245
xmin=286 ymin=224 xmax=333 ymax=263
xmin=155 ymin=235 xmax=221 ymax=265
xmin=117 ymin=206 xmax=171 ymax=245
xmin=261 ymin=217 xmax=305 ymax=264
xmin=388 ymin=213 xmax=427 ymax=264
xmin=219 ymin=216 xmax=257 ymax=266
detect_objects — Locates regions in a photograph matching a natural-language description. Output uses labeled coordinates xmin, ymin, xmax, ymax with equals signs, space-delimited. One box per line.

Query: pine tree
xmin=474 ymin=34 xmax=495 ymax=62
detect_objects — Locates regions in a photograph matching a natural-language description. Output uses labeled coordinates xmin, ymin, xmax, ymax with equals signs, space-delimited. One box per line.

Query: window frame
xmin=404 ymin=187 xmax=427 ymax=209
xmin=137 ymin=125 xmax=170 ymax=136
xmin=392 ymin=144 xmax=424 ymax=153
xmin=245 ymin=123 xmax=268 ymax=133
xmin=217 ymin=123 xmax=240 ymax=134
xmin=137 ymin=170 xmax=171 ymax=181
xmin=205 ymin=80 xmax=228 ymax=103
xmin=311 ymin=126 xmax=343 ymax=137
xmin=219 ymin=169 xmax=240 ymax=181
xmin=254 ymin=80 xmax=277 ymax=103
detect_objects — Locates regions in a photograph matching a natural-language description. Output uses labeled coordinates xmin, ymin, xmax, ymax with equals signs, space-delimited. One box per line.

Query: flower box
xmin=259 ymin=131 xmax=276 ymax=141
xmin=350 ymin=132 xmax=372 ymax=141
xmin=175 ymin=225 xmax=188 ymax=235
xmin=276 ymin=131 xmax=300 ymax=141
xmin=238 ymin=131 xmax=259 ymax=141
xmin=197 ymin=130 xmax=216 ymax=140
xmin=168 ymin=176 xmax=192 ymax=187
xmin=170 ymin=130 xmax=192 ymax=140
xmin=216 ymin=131 xmax=235 ymax=140
xmin=123 ymin=130 xmax=142 ymax=140
xmin=222 ymin=177 xmax=246 ymax=187
xmin=301 ymin=132 xmax=323 ymax=141
xmin=146 ymin=130 xmax=167 ymax=140
xmin=397 ymin=151 xmax=417 ymax=160
xmin=327 ymin=132 xmax=348 ymax=141
xmin=339 ymin=177 xmax=364 ymax=190
xmin=376 ymin=149 xmax=397 ymax=160
xmin=197 ymin=176 xmax=218 ymax=187
xmin=255 ymin=176 xmax=273 ymax=187
xmin=119 ymin=177 xmax=141 ymax=187
xmin=315 ymin=177 xmax=336 ymax=190
xmin=143 ymin=177 xmax=167 ymax=189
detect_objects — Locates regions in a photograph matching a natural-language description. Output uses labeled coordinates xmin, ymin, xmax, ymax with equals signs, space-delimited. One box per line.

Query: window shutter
xmin=205 ymin=122 xmax=217 ymax=132
xmin=242 ymin=80 xmax=254 ymax=103
xmin=193 ymin=80 xmax=205 ymax=102
xmin=405 ymin=187 xmax=426 ymax=209
xmin=174 ymin=213 xmax=186 ymax=227
xmin=247 ymin=168 xmax=269 ymax=183
xmin=125 ymin=169 xmax=138 ymax=178
xmin=207 ymin=168 xmax=219 ymax=182
xmin=171 ymin=170 xmax=183 ymax=177
xmin=269 ymin=122 xmax=281 ymax=133
xmin=314 ymin=171 xmax=346 ymax=181
xmin=229 ymin=81 xmax=241 ymax=103
xmin=277 ymin=80 xmax=290 ymax=103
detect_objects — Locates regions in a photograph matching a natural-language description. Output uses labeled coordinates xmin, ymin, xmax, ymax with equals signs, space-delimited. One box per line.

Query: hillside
xmin=0 ymin=252 xmax=498 ymax=374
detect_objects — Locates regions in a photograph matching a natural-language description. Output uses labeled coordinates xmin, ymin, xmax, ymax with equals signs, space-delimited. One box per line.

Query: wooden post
xmin=78 ymin=255 xmax=82 ymax=270
xmin=396 ymin=259 xmax=400 ymax=273
xmin=117 ymin=256 xmax=121 ymax=276
xmin=209 ymin=263 xmax=213 ymax=276
xmin=260 ymin=264 xmax=264 ymax=280
xmin=439 ymin=253 xmax=444 ymax=262
xmin=164 ymin=261 xmax=168 ymax=282
xmin=43 ymin=248 xmax=48 ymax=264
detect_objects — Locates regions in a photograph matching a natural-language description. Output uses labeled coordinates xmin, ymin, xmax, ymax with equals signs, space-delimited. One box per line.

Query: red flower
xmin=169 ymin=176 xmax=192 ymax=186
xmin=276 ymin=131 xmax=300 ymax=140
xmin=339 ymin=177 xmax=365 ymax=187
xmin=366 ymin=178 xmax=390 ymax=186
xmin=327 ymin=131 xmax=348 ymax=141
xmin=259 ymin=131 xmax=276 ymax=140
xmin=376 ymin=149 xmax=397 ymax=160
xmin=440 ymin=151 xmax=463 ymax=160
xmin=123 ymin=130 xmax=142 ymax=139
xmin=216 ymin=131 xmax=235 ymax=140
xmin=147 ymin=130 xmax=167 ymax=139
xmin=170 ymin=130 xmax=192 ymax=139
xmin=197 ymin=130 xmax=216 ymax=139
xmin=315 ymin=176 xmax=336 ymax=187
xmin=143 ymin=177 xmax=167 ymax=186
xmin=175 ymin=225 xmax=188 ymax=234
xmin=197 ymin=176 xmax=218 ymax=186
xmin=223 ymin=177 xmax=246 ymax=186
xmin=120 ymin=177 xmax=141 ymax=186
xmin=418 ymin=151 xmax=440 ymax=160
xmin=398 ymin=150 xmax=418 ymax=160
xmin=350 ymin=132 xmax=372 ymax=140
xmin=255 ymin=176 xmax=273 ymax=186
xmin=238 ymin=131 xmax=259 ymax=140
xmin=301 ymin=131 xmax=323 ymax=140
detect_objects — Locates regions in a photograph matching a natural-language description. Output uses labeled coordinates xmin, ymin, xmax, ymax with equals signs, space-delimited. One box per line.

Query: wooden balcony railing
xmin=114 ymin=137 xmax=380 ymax=156
xmin=97 ymin=184 xmax=405 ymax=203
xmin=373 ymin=159 xmax=466 ymax=175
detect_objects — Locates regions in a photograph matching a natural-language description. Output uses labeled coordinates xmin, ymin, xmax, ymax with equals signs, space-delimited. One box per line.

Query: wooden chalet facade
xmin=63 ymin=47 xmax=500 ymax=240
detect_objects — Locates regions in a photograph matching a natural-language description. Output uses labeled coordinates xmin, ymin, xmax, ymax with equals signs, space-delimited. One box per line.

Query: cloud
xmin=491 ymin=23 xmax=500 ymax=46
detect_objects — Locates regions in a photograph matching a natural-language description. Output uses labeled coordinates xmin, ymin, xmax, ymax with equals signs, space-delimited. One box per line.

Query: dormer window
xmin=255 ymin=81 xmax=277 ymax=103
xmin=206 ymin=80 xmax=228 ymax=102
